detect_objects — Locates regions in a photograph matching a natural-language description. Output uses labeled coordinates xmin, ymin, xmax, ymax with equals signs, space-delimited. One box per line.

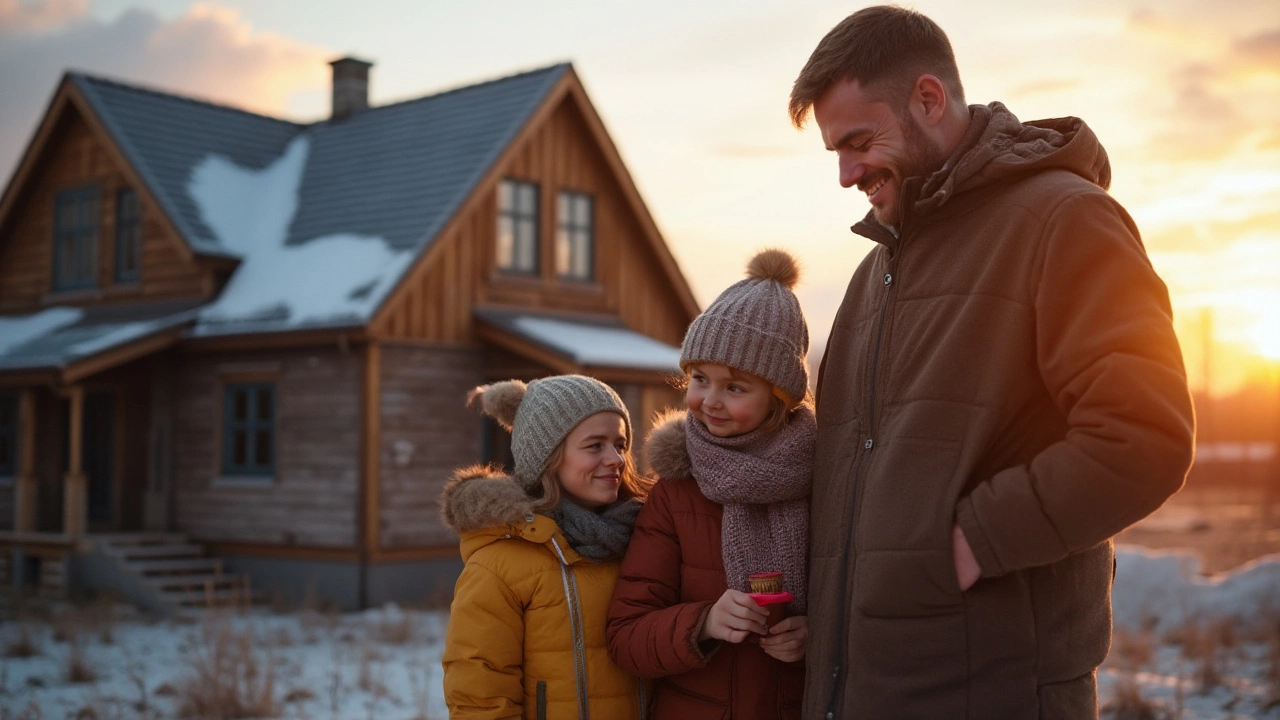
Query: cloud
xmin=0 ymin=0 xmax=87 ymax=34
xmin=1120 ymin=12 xmax=1280 ymax=163
xmin=1233 ymin=28 xmax=1280 ymax=71
xmin=0 ymin=1 xmax=329 ymax=183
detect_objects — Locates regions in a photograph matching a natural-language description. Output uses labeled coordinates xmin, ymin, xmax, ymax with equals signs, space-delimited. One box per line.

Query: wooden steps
xmin=88 ymin=533 xmax=259 ymax=612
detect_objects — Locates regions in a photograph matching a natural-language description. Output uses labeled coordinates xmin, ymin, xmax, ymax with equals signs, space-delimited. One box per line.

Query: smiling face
xmin=813 ymin=78 xmax=947 ymax=229
xmin=553 ymin=411 xmax=629 ymax=510
xmin=685 ymin=363 xmax=775 ymax=438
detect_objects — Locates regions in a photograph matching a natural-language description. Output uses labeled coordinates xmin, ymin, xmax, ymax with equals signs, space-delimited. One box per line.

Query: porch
xmin=0 ymin=300 xmax=196 ymax=600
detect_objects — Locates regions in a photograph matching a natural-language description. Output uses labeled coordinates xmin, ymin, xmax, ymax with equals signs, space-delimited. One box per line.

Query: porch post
xmin=14 ymin=389 xmax=38 ymax=532
xmin=62 ymin=385 xmax=87 ymax=538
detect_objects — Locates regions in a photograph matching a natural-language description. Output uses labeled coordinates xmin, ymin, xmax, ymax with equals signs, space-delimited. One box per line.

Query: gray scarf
xmin=549 ymin=497 xmax=643 ymax=562
xmin=686 ymin=406 xmax=815 ymax=613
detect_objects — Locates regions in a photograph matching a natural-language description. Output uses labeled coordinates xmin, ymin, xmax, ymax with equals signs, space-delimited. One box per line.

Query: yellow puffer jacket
xmin=440 ymin=465 xmax=647 ymax=720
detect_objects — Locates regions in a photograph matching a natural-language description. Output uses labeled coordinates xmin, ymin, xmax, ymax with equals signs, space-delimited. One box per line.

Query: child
xmin=607 ymin=249 xmax=814 ymax=719
xmin=440 ymin=374 xmax=651 ymax=720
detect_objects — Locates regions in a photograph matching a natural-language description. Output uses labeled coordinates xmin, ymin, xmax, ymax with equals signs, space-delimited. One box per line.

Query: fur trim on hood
xmin=645 ymin=410 xmax=692 ymax=482
xmin=439 ymin=464 xmax=535 ymax=534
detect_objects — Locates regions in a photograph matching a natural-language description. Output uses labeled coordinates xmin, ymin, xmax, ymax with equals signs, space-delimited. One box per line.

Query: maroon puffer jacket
xmin=606 ymin=412 xmax=804 ymax=720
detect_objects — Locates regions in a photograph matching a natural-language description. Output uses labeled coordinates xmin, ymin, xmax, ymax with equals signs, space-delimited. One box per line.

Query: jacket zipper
xmin=551 ymin=538 xmax=590 ymax=719
xmin=825 ymin=246 xmax=896 ymax=718
xmin=636 ymin=679 xmax=648 ymax=720
xmin=537 ymin=680 xmax=548 ymax=720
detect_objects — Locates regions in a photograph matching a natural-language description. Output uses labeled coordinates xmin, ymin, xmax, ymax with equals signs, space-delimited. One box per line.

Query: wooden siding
xmin=86 ymin=357 xmax=154 ymax=531
xmin=377 ymin=343 xmax=485 ymax=548
xmin=173 ymin=347 xmax=362 ymax=547
xmin=0 ymin=106 xmax=209 ymax=313
xmin=374 ymin=95 xmax=691 ymax=348
xmin=0 ymin=485 xmax=11 ymax=531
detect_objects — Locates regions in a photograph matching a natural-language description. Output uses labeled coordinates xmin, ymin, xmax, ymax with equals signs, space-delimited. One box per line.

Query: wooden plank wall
xmin=0 ymin=482 xmax=12 ymax=531
xmin=172 ymin=347 xmax=362 ymax=547
xmin=0 ymin=109 xmax=209 ymax=313
xmin=35 ymin=389 xmax=66 ymax=533
xmin=376 ymin=343 xmax=485 ymax=548
xmin=89 ymin=357 xmax=154 ymax=531
xmin=375 ymin=96 xmax=691 ymax=348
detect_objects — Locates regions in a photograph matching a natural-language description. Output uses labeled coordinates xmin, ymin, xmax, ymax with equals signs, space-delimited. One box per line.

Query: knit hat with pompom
xmin=680 ymin=248 xmax=810 ymax=402
xmin=467 ymin=375 xmax=632 ymax=491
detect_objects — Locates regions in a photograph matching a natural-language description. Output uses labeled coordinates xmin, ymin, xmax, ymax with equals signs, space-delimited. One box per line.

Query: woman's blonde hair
xmin=527 ymin=426 xmax=653 ymax=512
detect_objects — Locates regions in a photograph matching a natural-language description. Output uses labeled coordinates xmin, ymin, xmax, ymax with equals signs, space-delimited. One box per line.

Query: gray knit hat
xmin=468 ymin=374 xmax=632 ymax=490
xmin=680 ymin=248 xmax=809 ymax=401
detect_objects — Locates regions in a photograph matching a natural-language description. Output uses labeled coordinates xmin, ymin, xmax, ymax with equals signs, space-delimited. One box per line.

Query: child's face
xmin=555 ymin=411 xmax=628 ymax=510
xmin=685 ymin=363 xmax=773 ymax=438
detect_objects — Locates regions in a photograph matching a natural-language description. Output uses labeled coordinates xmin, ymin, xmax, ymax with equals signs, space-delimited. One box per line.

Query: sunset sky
xmin=2 ymin=0 xmax=1278 ymax=395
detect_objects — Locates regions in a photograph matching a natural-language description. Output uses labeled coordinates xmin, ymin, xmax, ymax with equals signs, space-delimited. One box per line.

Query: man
xmin=789 ymin=7 xmax=1195 ymax=719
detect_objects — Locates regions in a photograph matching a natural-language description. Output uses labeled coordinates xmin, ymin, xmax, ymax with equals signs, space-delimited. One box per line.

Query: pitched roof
xmin=70 ymin=64 xmax=569 ymax=336
xmin=71 ymin=74 xmax=301 ymax=259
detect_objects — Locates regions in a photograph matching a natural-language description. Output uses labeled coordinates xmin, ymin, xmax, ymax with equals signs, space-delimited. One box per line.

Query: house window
xmin=115 ymin=189 xmax=141 ymax=283
xmin=556 ymin=191 xmax=594 ymax=281
xmin=222 ymin=383 xmax=276 ymax=476
xmin=0 ymin=394 xmax=16 ymax=476
xmin=54 ymin=186 xmax=100 ymax=291
xmin=497 ymin=179 xmax=538 ymax=274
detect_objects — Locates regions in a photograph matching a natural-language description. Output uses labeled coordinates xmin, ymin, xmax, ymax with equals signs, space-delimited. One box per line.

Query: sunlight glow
xmin=1247 ymin=311 xmax=1280 ymax=361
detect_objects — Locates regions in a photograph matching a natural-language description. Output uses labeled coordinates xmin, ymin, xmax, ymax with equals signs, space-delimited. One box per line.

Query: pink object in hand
xmin=748 ymin=590 xmax=794 ymax=632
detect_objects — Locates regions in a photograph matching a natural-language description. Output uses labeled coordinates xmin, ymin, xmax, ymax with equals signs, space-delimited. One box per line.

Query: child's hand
xmin=698 ymin=590 xmax=768 ymax=644
xmin=759 ymin=615 xmax=808 ymax=663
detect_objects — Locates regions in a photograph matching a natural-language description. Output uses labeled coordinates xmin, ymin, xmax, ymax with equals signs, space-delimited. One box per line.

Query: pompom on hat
xmin=680 ymin=248 xmax=810 ymax=401
xmin=468 ymin=375 xmax=632 ymax=490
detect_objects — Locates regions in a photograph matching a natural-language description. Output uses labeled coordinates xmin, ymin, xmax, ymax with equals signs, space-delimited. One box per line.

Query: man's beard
xmin=876 ymin=113 xmax=949 ymax=228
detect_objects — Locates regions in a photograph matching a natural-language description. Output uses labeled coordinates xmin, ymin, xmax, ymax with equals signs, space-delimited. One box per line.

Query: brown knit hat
xmin=468 ymin=375 xmax=632 ymax=491
xmin=680 ymin=249 xmax=809 ymax=401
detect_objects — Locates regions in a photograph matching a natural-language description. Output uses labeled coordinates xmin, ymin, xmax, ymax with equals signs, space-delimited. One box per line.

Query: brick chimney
xmin=329 ymin=57 xmax=373 ymax=121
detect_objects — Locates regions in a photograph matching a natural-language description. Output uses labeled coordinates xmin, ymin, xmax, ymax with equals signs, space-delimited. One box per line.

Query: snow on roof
xmin=1112 ymin=545 xmax=1280 ymax=633
xmin=189 ymin=136 xmax=413 ymax=333
xmin=0 ymin=301 xmax=198 ymax=372
xmin=505 ymin=314 xmax=681 ymax=372
xmin=0 ymin=308 xmax=84 ymax=356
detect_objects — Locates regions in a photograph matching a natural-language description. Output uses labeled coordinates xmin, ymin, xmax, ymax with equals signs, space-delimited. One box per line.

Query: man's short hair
xmin=789 ymin=5 xmax=965 ymax=128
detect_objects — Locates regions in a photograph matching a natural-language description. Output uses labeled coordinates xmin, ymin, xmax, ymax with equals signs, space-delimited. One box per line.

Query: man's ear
xmin=910 ymin=74 xmax=949 ymax=127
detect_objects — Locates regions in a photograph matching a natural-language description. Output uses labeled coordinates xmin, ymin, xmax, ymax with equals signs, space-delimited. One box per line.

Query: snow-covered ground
xmin=0 ymin=546 xmax=1276 ymax=719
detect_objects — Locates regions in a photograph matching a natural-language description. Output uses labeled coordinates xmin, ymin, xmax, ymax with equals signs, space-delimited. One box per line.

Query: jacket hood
xmin=645 ymin=410 xmax=692 ymax=482
xmin=439 ymin=464 xmax=536 ymax=535
xmin=915 ymin=102 xmax=1111 ymax=218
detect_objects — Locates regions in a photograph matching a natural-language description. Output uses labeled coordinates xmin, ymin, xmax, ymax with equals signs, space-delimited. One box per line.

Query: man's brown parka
xmin=805 ymin=103 xmax=1196 ymax=720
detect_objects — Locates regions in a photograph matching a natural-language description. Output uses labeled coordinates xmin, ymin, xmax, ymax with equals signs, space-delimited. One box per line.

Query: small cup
xmin=746 ymin=590 xmax=794 ymax=638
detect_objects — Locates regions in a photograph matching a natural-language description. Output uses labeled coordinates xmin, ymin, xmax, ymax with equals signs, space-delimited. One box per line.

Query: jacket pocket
xmin=854 ymin=548 xmax=965 ymax=618
xmin=536 ymin=680 xmax=547 ymax=720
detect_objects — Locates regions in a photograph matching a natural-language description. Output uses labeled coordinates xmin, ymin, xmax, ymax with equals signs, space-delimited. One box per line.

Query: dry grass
xmin=4 ymin=623 xmax=41 ymax=658
xmin=1102 ymin=673 xmax=1167 ymax=720
xmin=282 ymin=687 xmax=316 ymax=703
xmin=1169 ymin=618 xmax=1238 ymax=693
xmin=368 ymin=610 xmax=416 ymax=645
xmin=1111 ymin=625 xmax=1155 ymax=671
xmin=66 ymin=640 xmax=98 ymax=683
xmin=357 ymin=642 xmax=387 ymax=697
xmin=407 ymin=660 xmax=437 ymax=720
xmin=6 ymin=697 xmax=45 ymax=720
xmin=1265 ymin=619 xmax=1280 ymax=712
xmin=174 ymin=615 xmax=280 ymax=719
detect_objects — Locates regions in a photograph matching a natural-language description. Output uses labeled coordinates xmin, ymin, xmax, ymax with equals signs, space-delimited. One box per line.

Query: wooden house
xmin=0 ymin=58 xmax=697 ymax=610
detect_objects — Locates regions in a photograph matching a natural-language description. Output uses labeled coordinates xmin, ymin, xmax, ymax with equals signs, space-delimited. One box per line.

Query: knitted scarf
xmin=549 ymin=496 xmax=643 ymax=562
xmin=686 ymin=406 xmax=815 ymax=613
